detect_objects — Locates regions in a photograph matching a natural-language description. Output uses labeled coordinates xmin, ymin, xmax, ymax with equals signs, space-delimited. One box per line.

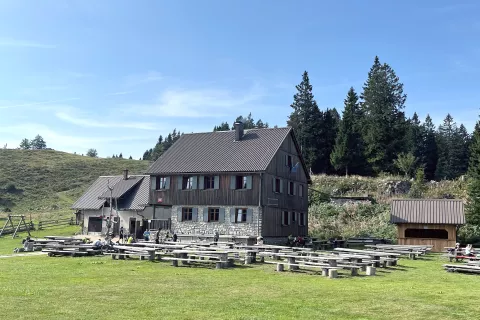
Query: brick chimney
xmin=123 ymin=169 xmax=129 ymax=180
xmin=234 ymin=119 xmax=244 ymax=141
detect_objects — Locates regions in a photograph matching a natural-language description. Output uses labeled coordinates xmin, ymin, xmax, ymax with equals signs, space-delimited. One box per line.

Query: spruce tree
xmin=287 ymin=71 xmax=322 ymax=172
xmin=19 ymin=138 xmax=31 ymax=150
xmin=330 ymin=88 xmax=365 ymax=176
xmin=436 ymin=114 xmax=463 ymax=180
xmin=406 ymin=112 xmax=424 ymax=162
xmin=422 ymin=115 xmax=438 ymax=181
xmin=467 ymin=121 xmax=480 ymax=225
xmin=360 ymin=56 xmax=407 ymax=173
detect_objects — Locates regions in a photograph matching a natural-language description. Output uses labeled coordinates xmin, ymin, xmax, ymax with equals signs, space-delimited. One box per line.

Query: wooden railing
xmin=38 ymin=217 xmax=75 ymax=230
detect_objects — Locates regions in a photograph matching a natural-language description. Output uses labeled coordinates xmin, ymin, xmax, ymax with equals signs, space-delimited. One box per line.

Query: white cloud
xmin=55 ymin=110 xmax=158 ymax=130
xmin=0 ymin=38 xmax=56 ymax=49
xmin=0 ymin=123 xmax=151 ymax=153
xmin=126 ymin=83 xmax=265 ymax=118
xmin=124 ymin=71 xmax=164 ymax=86
xmin=107 ymin=90 xmax=135 ymax=96
xmin=0 ymin=98 xmax=80 ymax=109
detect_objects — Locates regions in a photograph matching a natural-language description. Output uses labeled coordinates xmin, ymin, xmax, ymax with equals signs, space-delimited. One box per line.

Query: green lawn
xmin=1 ymin=232 xmax=480 ymax=320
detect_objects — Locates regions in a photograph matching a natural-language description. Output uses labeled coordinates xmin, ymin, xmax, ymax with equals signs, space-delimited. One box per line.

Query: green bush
xmin=457 ymin=224 xmax=480 ymax=245
xmin=308 ymin=203 xmax=396 ymax=240
xmin=4 ymin=183 xmax=16 ymax=192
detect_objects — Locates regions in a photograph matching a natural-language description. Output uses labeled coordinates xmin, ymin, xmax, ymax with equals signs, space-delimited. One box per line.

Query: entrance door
xmin=88 ymin=217 xmax=103 ymax=233
xmin=129 ymin=218 xmax=136 ymax=236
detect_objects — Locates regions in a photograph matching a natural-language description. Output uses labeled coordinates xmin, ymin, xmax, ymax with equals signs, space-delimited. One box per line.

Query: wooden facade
xmin=148 ymin=130 xmax=310 ymax=238
xmin=396 ymin=223 xmax=457 ymax=252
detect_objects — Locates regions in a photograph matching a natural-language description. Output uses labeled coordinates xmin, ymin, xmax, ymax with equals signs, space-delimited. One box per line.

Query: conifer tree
xmin=360 ymin=56 xmax=407 ymax=173
xmin=467 ymin=121 xmax=480 ymax=225
xmin=287 ymin=71 xmax=323 ymax=172
xmin=422 ymin=115 xmax=438 ymax=181
xmin=330 ymin=88 xmax=365 ymax=176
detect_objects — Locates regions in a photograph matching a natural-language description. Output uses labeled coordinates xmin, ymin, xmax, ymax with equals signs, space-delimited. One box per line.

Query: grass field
xmin=0 ymin=149 xmax=150 ymax=219
xmin=1 ymin=229 xmax=480 ymax=320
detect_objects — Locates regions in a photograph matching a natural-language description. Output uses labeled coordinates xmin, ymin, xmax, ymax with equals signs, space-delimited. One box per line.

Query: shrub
xmin=308 ymin=203 xmax=396 ymax=240
xmin=4 ymin=183 xmax=16 ymax=192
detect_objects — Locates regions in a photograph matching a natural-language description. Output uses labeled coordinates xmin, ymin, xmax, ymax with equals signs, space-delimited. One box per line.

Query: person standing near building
xmin=119 ymin=226 xmax=124 ymax=243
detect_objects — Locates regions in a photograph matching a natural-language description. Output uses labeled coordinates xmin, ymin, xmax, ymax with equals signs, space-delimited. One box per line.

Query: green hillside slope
xmin=0 ymin=149 xmax=151 ymax=219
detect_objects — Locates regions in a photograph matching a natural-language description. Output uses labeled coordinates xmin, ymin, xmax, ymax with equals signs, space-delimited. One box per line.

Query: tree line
xmin=288 ymin=56 xmax=470 ymax=181
xmin=19 ymin=135 xmax=47 ymax=150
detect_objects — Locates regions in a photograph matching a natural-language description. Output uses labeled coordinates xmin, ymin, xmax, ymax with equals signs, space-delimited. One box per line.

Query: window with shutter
xmin=288 ymin=181 xmax=294 ymax=195
xmin=182 ymin=207 xmax=193 ymax=221
xmin=204 ymin=175 xmax=215 ymax=189
xmin=299 ymin=212 xmax=305 ymax=226
xmin=274 ymin=178 xmax=281 ymax=193
xmin=282 ymin=211 xmax=289 ymax=226
xmin=291 ymin=212 xmax=296 ymax=223
xmin=182 ymin=176 xmax=194 ymax=189
xmin=234 ymin=208 xmax=247 ymax=223
xmin=208 ymin=208 xmax=220 ymax=222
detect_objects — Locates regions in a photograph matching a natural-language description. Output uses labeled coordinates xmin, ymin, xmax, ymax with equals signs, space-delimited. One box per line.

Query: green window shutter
xmin=230 ymin=208 xmax=236 ymax=222
xmin=272 ymin=177 xmax=275 ymax=192
xmin=246 ymin=208 xmax=253 ymax=223
xmin=280 ymin=179 xmax=283 ymax=193
xmin=285 ymin=154 xmax=288 ymax=167
xmin=192 ymin=208 xmax=198 ymax=221
xmin=177 ymin=207 xmax=182 ymax=222
xmin=219 ymin=208 xmax=225 ymax=222
xmin=230 ymin=176 xmax=236 ymax=189
xmin=198 ymin=176 xmax=204 ymax=190
xmin=192 ymin=176 xmax=198 ymax=189
xmin=177 ymin=176 xmax=183 ymax=189
xmin=165 ymin=177 xmax=170 ymax=190
xmin=246 ymin=176 xmax=252 ymax=189
xmin=150 ymin=176 xmax=156 ymax=190
xmin=203 ymin=208 xmax=209 ymax=222
xmin=214 ymin=176 xmax=220 ymax=189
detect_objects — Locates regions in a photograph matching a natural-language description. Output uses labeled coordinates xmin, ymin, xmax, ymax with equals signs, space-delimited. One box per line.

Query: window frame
xmin=288 ymin=181 xmax=294 ymax=196
xmin=204 ymin=175 xmax=215 ymax=189
xmin=291 ymin=211 xmax=296 ymax=223
xmin=282 ymin=210 xmax=289 ymax=226
xmin=236 ymin=175 xmax=248 ymax=189
xmin=208 ymin=207 xmax=220 ymax=222
xmin=299 ymin=212 xmax=305 ymax=226
xmin=235 ymin=208 xmax=248 ymax=223
xmin=182 ymin=176 xmax=193 ymax=190
xmin=274 ymin=178 xmax=281 ymax=193
xmin=156 ymin=176 xmax=167 ymax=190
xmin=182 ymin=207 xmax=193 ymax=221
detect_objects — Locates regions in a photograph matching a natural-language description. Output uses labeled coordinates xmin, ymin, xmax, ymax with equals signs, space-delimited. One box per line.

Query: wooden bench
xmin=43 ymin=250 xmax=88 ymax=257
xmin=444 ymin=264 xmax=480 ymax=274
xmin=264 ymin=260 xmax=342 ymax=277
xmin=160 ymin=257 xmax=227 ymax=269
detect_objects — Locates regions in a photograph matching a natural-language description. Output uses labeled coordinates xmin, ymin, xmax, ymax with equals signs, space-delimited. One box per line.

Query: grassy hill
xmin=0 ymin=149 xmax=151 ymax=219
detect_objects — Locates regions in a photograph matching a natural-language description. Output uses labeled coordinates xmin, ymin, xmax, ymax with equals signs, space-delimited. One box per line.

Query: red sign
xmin=157 ymin=198 xmax=163 ymax=203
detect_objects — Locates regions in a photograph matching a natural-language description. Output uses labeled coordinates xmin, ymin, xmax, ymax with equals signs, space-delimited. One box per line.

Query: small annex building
xmin=390 ymin=199 xmax=465 ymax=252
xmin=72 ymin=170 xmax=155 ymax=239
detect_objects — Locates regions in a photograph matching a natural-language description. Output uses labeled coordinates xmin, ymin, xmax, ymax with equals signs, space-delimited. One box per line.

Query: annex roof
xmin=390 ymin=199 xmax=465 ymax=225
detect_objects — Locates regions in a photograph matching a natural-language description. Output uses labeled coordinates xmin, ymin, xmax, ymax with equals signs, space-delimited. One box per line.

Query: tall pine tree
xmin=467 ymin=121 xmax=480 ymax=225
xmin=360 ymin=56 xmax=407 ymax=173
xmin=288 ymin=71 xmax=323 ymax=172
xmin=406 ymin=112 xmax=424 ymax=162
xmin=330 ymin=88 xmax=365 ymax=176
xmin=421 ymin=115 xmax=438 ymax=181
xmin=435 ymin=114 xmax=465 ymax=180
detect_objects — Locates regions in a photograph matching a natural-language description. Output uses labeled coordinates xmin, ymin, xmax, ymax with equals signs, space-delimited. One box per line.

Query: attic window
xmin=236 ymin=176 xmax=248 ymax=189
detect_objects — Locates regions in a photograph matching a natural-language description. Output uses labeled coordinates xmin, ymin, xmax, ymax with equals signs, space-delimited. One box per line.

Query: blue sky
xmin=0 ymin=0 xmax=479 ymax=158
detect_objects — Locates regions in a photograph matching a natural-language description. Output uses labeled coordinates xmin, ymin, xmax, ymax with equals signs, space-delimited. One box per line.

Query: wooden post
xmin=366 ymin=266 xmax=376 ymax=276
xmin=276 ymin=263 xmax=284 ymax=272
xmin=328 ymin=269 xmax=338 ymax=279
xmin=351 ymin=268 xmax=358 ymax=276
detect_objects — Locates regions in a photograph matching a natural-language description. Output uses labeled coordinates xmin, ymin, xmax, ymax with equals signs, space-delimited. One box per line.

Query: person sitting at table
xmin=143 ymin=230 xmax=151 ymax=241
xmin=155 ymin=229 xmax=161 ymax=244
xmin=127 ymin=235 xmax=134 ymax=244
xmin=465 ymin=244 xmax=475 ymax=256
xmin=93 ymin=239 xmax=102 ymax=249
xmin=287 ymin=234 xmax=294 ymax=246
xmin=173 ymin=233 xmax=178 ymax=242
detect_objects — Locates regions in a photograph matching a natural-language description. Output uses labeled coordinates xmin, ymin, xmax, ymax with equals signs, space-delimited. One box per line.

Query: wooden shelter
xmin=390 ymin=199 xmax=465 ymax=252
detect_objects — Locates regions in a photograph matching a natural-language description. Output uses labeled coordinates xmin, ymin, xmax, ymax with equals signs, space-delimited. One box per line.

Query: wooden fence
xmin=38 ymin=217 xmax=75 ymax=230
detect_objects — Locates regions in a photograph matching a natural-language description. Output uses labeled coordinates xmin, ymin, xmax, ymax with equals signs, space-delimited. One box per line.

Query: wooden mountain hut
xmin=390 ymin=199 xmax=465 ymax=252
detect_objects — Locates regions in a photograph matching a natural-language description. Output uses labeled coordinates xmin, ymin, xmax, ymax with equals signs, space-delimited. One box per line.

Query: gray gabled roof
xmin=390 ymin=199 xmax=465 ymax=225
xmin=99 ymin=176 xmax=143 ymax=199
xmin=119 ymin=175 xmax=150 ymax=210
xmin=146 ymin=127 xmax=311 ymax=181
xmin=72 ymin=175 xmax=149 ymax=211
